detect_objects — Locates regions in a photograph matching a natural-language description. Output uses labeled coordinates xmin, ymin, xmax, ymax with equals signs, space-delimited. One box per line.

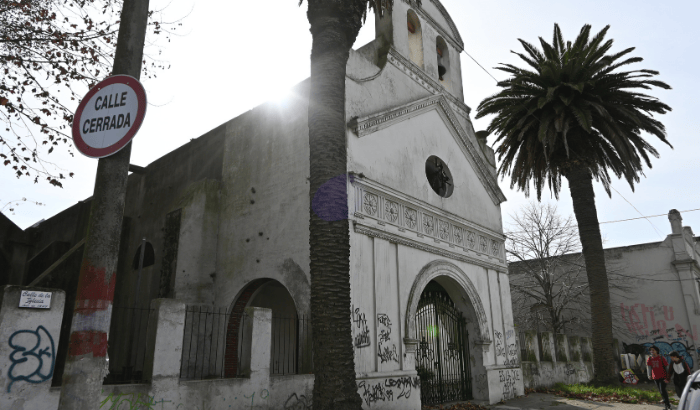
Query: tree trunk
xmin=566 ymin=167 xmax=616 ymax=384
xmin=307 ymin=5 xmax=363 ymax=410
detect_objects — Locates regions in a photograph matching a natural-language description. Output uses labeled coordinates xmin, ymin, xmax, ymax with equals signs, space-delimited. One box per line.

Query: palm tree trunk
xmin=307 ymin=5 xmax=363 ymax=410
xmin=566 ymin=167 xmax=616 ymax=384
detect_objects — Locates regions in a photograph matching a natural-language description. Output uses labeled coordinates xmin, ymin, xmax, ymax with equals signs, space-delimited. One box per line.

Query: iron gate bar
xmin=416 ymin=290 xmax=472 ymax=405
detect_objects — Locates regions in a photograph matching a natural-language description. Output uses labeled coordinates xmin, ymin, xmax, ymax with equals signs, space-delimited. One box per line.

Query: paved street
xmin=490 ymin=393 xmax=668 ymax=410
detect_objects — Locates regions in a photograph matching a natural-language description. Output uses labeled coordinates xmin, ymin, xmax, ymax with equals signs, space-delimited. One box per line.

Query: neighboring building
xmin=0 ymin=1 xmax=524 ymax=408
xmin=509 ymin=209 xmax=700 ymax=387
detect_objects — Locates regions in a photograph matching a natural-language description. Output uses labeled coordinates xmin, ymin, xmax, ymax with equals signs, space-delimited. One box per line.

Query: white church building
xmin=0 ymin=1 xmax=524 ymax=408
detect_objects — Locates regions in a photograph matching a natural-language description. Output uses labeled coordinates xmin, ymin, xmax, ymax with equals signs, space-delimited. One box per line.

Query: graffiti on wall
xmin=621 ymin=303 xmax=697 ymax=341
xmin=100 ymin=392 xmax=164 ymax=410
xmin=357 ymin=377 xmax=420 ymax=407
xmin=564 ymin=364 xmax=576 ymax=376
xmin=623 ymin=341 xmax=695 ymax=369
xmin=377 ymin=313 xmax=399 ymax=363
xmin=352 ymin=305 xmax=370 ymax=349
xmin=505 ymin=330 xmax=519 ymax=367
xmin=499 ymin=369 xmax=520 ymax=401
xmin=100 ymin=389 xmax=273 ymax=410
xmin=284 ymin=393 xmax=312 ymax=410
xmin=494 ymin=331 xmax=507 ymax=364
xmin=7 ymin=325 xmax=56 ymax=393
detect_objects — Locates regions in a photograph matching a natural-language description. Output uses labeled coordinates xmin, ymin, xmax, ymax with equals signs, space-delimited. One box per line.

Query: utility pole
xmin=58 ymin=0 xmax=150 ymax=408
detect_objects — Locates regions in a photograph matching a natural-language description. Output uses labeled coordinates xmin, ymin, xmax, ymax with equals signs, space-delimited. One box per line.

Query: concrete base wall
xmin=519 ymin=333 xmax=594 ymax=388
xmin=356 ymin=372 xmax=421 ymax=410
xmin=0 ymin=286 xmax=66 ymax=410
xmin=521 ymin=361 xmax=593 ymax=389
xmin=22 ymin=300 xmax=314 ymax=410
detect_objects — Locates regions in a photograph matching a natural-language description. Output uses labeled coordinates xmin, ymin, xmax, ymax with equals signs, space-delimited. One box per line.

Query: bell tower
xmin=374 ymin=0 xmax=465 ymax=102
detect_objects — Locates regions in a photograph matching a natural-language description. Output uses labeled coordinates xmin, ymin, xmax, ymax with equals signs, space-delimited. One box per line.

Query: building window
xmin=425 ymin=156 xmax=454 ymax=198
xmin=132 ymin=241 xmax=155 ymax=270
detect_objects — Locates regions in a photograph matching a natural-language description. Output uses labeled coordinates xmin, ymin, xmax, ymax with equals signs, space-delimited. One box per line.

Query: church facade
xmin=0 ymin=1 xmax=524 ymax=407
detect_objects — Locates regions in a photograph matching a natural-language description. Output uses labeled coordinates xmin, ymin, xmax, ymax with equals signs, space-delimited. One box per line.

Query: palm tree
xmin=477 ymin=24 xmax=671 ymax=384
xmin=300 ymin=1 xmax=396 ymax=408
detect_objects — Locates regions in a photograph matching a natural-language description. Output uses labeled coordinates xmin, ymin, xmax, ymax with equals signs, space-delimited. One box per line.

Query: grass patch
xmin=529 ymin=383 xmax=678 ymax=405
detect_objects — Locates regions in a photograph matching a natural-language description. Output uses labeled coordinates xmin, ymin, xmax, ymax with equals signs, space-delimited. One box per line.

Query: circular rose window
xmin=425 ymin=156 xmax=454 ymax=198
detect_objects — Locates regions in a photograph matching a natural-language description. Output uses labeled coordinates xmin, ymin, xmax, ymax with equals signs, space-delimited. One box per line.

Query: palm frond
xmin=477 ymin=23 xmax=671 ymax=199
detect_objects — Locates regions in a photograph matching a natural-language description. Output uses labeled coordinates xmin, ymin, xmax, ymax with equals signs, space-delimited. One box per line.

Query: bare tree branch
xmin=507 ymin=202 xmax=635 ymax=339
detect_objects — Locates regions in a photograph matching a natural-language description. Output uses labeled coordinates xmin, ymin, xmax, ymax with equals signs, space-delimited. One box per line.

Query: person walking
xmin=648 ymin=346 xmax=671 ymax=410
xmin=666 ymin=351 xmax=692 ymax=399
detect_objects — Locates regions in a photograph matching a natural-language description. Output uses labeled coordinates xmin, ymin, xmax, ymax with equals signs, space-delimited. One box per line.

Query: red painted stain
xmin=68 ymin=330 xmax=108 ymax=357
xmin=74 ymin=262 xmax=116 ymax=313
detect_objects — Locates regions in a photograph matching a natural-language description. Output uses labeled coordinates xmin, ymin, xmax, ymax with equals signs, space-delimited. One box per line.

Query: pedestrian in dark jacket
xmin=647 ymin=346 xmax=671 ymax=410
xmin=666 ymin=350 xmax=692 ymax=398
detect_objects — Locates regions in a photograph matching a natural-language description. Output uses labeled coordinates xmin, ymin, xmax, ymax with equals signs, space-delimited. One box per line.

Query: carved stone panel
xmin=352 ymin=178 xmax=505 ymax=262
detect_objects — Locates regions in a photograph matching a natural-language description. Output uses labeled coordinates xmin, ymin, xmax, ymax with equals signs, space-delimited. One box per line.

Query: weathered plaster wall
xmin=172 ymin=179 xmax=220 ymax=305
xmin=349 ymin=229 xmax=523 ymax=404
xmin=519 ymin=332 xmax=594 ymax=389
xmin=0 ymin=286 xmax=66 ymax=410
xmin=616 ymin=232 xmax=700 ymax=371
xmin=24 ymin=302 xmax=314 ymax=410
xmin=347 ymin=109 xmax=503 ymax=233
xmin=216 ymin=82 xmax=311 ymax=318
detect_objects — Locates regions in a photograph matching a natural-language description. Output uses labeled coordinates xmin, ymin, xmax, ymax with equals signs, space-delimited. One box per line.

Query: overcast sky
xmin=2 ymin=0 xmax=698 ymax=249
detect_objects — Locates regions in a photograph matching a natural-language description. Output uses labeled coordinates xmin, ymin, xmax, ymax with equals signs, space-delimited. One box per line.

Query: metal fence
xmin=518 ymin=331 xmax=527 ymax=362
xmin=180 ymin=306 xmax=233 ymax=380
xmin=179 ymin=306 xmax=311 ymax=380
xmin=104 ymin=305 xmax=155 ymax=385
xmin=271 ymin=315 xmax=311 ymax=375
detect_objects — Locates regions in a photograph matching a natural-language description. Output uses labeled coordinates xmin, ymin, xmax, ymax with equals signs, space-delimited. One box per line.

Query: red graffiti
xmin=74 ymin=262 xmax=115 ymax=313
xmin=620 ymin=303 xmax=695 ymax=341
xmin=68 ymin=330 xmax=108 ymax=357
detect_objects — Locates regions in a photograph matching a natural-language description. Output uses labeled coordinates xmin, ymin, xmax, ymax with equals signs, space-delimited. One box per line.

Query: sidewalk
xmin=489 ymin=393 xmax=667 ymax=410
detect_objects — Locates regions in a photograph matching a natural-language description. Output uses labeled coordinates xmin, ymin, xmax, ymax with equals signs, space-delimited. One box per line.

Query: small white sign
xmin=19 ymin=291 xmax=52 ymax=309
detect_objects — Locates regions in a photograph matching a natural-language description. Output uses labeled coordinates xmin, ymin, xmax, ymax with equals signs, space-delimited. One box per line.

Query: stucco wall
xmin=216 ymin=81 xmax=312 ymax=318
xmin=0 ymin=286 xmax=66 ymax=410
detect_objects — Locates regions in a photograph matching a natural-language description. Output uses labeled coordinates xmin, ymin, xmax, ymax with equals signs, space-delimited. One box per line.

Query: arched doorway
xmin=416 ymin=280 xmax=471 ymax=405
xmin=405 ymin=261 xmax=492 ymax=403
xmin=224 ymin=279 xmax=308 ymax=377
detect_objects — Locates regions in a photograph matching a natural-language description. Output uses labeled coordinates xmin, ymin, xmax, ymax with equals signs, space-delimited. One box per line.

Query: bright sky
xmin=2 ymin=0 xmax=698 ymax=250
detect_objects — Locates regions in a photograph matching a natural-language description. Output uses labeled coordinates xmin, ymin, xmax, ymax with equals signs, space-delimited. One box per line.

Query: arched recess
xmin=224 ymin=278 xmax=306 ymax=377
xmin=435 ymin=36 xmax=450 ymax=83
xmin=132 ymin=241 xmax=155 ymax=269
xmin=407 ymin=9 xmax=424 ymax=67
xmin=405 ymin=260 xmax=490 ymax=344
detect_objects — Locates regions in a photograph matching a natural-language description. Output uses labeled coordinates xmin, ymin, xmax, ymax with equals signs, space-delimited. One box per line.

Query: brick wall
xmin=223 ymin=279 xmax=270 ymax=377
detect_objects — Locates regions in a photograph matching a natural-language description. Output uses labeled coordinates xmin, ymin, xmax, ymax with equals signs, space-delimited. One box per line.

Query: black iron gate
xmin=415 ymin=290 xmax=472 ymax=405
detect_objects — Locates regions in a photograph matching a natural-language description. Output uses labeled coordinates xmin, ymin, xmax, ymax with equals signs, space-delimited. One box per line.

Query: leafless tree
xmin=507 ymin=202 xmax=634 ymax=339
xmin=1 ymin=0 xmax=179 ymax=186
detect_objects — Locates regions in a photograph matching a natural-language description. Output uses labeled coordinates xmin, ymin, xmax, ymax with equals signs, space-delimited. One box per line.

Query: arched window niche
xmin=436 ymin=36 xmax=450 ymax=85
xmin=132 ymin=241 xmax=155 ymax=270
xmin=407 ymin=9 xmax=424 ymax=68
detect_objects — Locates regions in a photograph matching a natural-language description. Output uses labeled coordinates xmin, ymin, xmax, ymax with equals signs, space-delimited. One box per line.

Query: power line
xmin=610 ymin=186 xmax=664 ymax=239
xmin=505 ymin=208 xmax=700 ymax=235
xmin=461 ymin=48 xmax=499 ymax=83
xmin=524 ymin=255 xmax=700 ymax=283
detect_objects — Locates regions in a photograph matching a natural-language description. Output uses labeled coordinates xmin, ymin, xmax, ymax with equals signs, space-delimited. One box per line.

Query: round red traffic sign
xmin=72 ymin=75 xmax=147 ymax=158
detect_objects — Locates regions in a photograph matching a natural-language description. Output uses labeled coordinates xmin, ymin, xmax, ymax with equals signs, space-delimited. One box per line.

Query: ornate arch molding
xmin=405 ymin=260 xmax=491 ymax=344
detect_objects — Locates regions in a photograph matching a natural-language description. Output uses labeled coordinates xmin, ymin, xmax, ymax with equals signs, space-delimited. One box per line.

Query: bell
xmin=438 ymin=64 xmax=447 ymax=81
